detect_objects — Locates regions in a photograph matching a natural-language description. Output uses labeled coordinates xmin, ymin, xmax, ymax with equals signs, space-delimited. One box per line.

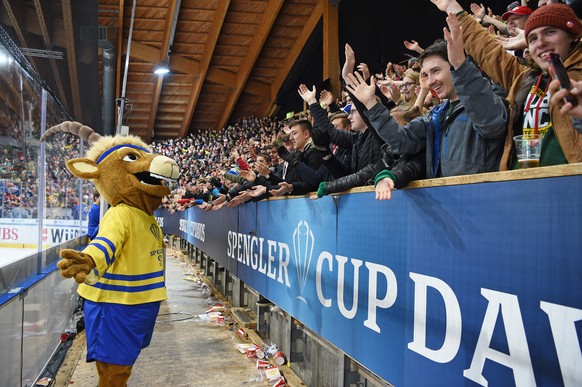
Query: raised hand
xmin=403 ymin=40 xmax=424 ymax=54
xmin=342 ymin=43 xmax=356 ymax=81
xmin=389 ymin=83 xmax=401 ymax=103
xmin=345 ymin=72 xmax=377 ymax=110
xmin=319 ymin=90 xmax=334 ymax=106
xmin=57 ymin=249 xmax=97 ymax=284
xmin=249 ymin=142 xmax=258 ymax=160
xmin=239 ymin=169 xmax=257 ymax=182
xmin=470 ymin=3 xmax=486 ymax=20
xmin=379 ymin=84 xmax=391 ymax=99
xmin=549 ymin=79 xmax=582 ymax=119
xmin=356 ymin=63 xmax=370 ymax=80
xmin=444 ymin=12 xmax=466 ymax=69
xmin=429 ymin=0 xmax=464 ymax=14
xmin=298 ymin=84 xmax=318 ymax=105
xmin=254 ymin=160 xmax=270 ymax=176
xmin=495 ymin=30 xmax=527 ymax=50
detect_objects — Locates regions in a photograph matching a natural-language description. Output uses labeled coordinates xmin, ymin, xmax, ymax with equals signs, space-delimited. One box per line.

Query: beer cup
xmin=513 ymin=134 xmax=543 ymax=169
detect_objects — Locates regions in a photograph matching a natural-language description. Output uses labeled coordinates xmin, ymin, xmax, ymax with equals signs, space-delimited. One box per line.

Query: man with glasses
xmin=298 ymin=84 xmax=382 ymax=180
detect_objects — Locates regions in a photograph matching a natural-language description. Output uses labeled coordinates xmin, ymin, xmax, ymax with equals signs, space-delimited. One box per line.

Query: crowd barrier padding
xmin=156 ymin=166 xmax=582 ymax=386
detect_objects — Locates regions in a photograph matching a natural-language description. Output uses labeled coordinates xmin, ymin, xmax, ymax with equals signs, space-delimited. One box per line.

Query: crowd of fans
xmin=1 ymin=129 xmax=95 ymax=219
xmin=154 ymin=0 xmax=582 ymax=213
xmin=2 ymin=0 xmax=582 ymax=219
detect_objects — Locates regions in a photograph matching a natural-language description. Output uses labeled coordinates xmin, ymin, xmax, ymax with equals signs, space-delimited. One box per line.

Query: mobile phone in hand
xmin=547 ymin=53 xmax=578 ymax=107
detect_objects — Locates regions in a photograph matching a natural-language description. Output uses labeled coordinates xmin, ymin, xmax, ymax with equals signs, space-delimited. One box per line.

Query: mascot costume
xmin=41 ymin=122 xmax=179 ymax=386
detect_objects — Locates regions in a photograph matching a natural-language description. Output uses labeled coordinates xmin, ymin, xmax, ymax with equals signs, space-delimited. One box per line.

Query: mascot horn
xmin=42 ymin=121 xmax=179 ymax=387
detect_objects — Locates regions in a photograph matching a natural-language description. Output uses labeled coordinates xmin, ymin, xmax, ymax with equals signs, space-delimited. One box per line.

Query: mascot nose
xmin=150 ymin=155 xmax=180 ymax=180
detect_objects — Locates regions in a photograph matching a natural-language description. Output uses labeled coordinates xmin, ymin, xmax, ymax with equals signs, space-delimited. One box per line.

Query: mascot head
xmin=41 ymin=121 xmax=179 ymax=215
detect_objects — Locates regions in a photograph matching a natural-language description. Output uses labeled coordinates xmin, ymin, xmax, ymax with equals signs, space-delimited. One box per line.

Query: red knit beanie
xmin=524 ymin=4 xmax=582 ymax=39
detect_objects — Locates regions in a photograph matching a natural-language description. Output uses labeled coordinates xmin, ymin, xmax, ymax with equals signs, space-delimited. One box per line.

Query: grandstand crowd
xmin=2 ymin=0 xmax=582 ymax=219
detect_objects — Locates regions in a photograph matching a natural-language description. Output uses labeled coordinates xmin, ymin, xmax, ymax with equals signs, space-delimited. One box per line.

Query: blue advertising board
xmin=158 ymin=175 xmax=582 ymax=386
xmin=156 ymin=206 xmax=238 ymax=272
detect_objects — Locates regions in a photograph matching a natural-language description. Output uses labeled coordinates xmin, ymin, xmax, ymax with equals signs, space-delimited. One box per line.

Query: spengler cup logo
xmin=293 ymin=220 xmax=314 ymax=304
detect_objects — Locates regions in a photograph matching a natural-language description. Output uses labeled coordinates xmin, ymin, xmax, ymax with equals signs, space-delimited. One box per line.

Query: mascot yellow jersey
xmin=78 ymin=204 xmax=167 ymax=304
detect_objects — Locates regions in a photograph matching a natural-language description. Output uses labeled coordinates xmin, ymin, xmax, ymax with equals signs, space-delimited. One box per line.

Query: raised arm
xmin=342 ymin=43 xmax=356 ymax=82
xmin=446 ymin=12 xmax=508 ymax=138
xmin=470 ymin=3 xmax=508 ymax=33
xmin=430 ymin=0 xmax=525 ymax=90
xmin=347 ymin=72 xmax=427 ymax=155
xmin=404 ymin=40 xmax=424 ymax=55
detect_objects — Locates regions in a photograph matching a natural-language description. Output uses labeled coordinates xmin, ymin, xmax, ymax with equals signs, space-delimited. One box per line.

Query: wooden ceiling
xmin=99 ymin=0 xmax=339 ymax=142
xmin=0 ymin=0 xmax=340 ymax=142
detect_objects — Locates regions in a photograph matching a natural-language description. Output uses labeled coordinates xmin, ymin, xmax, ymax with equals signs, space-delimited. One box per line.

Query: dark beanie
xmin=524 ymin=4 xmax=582 ymax=39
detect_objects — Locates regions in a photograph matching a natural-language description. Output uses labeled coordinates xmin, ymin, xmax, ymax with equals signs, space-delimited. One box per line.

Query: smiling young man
xmin=346 ymin=16 xmax=507 ymax=178
xmin=430 ymin=0 xmax=582 ymax=168
xmin=269 ymin=119 xmax=327 ymax=196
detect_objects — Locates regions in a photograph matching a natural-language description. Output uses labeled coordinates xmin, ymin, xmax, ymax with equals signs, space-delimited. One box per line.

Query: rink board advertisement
xmin=158 ymin=175 xmax=582 ymax=386
xmin=0 ymin=219 xmax=86 ymax=248
xmin=156 ymin=206 xmax=238 ymax=272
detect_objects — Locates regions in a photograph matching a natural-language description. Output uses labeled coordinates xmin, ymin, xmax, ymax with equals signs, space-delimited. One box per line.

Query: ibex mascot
xmin=41 ymin=122 xmax=179 ymax=386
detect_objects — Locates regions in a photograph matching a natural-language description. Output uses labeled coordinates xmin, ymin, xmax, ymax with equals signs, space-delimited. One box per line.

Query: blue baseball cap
xmin=342 ymin=104 xmax=352 ymax=114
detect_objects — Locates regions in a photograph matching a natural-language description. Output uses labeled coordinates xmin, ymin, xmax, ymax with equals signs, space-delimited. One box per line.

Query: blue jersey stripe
xmin=90 ymin=242 xmax=114 ymax=265
xmin=103 ymin=270 xmax=164 ymax=281
xmin=93 ymin=281 xmax=165 ymax=293
xmin=93 ymin=236 xmax=116 ymax=255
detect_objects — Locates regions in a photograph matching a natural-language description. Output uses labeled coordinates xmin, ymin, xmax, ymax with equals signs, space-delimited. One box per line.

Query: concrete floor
xmin=58 ymin=250 xmax=278 ymax=386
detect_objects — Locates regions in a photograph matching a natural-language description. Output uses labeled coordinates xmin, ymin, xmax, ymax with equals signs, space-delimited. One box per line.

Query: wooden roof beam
xmin=128 ymin=41 xmax=269 ymax=97
xmin=30 ymin=2 xmax=60 ymax=100
xmin=32 ymin=0 xmax=71 ymax=114
xmin=215 ymin=0 xmax=284 ymax=132
xmin=257 ymin=2 xmax=323 ymax=116
xmin=145 ymin=0 xmax=180 ymax=143
xmin=323 ymin=0 xmax=340 ymax=96
xmin=61 ymin=0 xmax=82 ymax=120
xmin=179 ymin=0 xmax=231 ymax=138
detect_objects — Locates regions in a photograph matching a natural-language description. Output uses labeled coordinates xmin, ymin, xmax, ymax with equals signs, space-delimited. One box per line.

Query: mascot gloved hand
xmin=42 ymin=121 xmax=179 ymax=387
xmin=57 ymin=250 xmax=97 ymax=284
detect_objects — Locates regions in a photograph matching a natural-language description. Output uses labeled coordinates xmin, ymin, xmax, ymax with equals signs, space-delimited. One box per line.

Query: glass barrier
xmin=0 ymin=295 xmax=23 ymax=387
xmin=0 ymin=39 xmax=93 ymax=270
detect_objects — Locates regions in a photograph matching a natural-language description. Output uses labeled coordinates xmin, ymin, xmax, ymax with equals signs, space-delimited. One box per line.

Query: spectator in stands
xmin=346 ymin=21 xmax=507 ymax=178
xmin=502 ymin=5 xmax=533 ymax=36
xmin=327 ymin=111 xmax=353 ymax=173
xmin=470 ymin=3 xmax=523 ymax=39
xmin=269 ymin=119 xmax=326 ymax=196
xmin=264 ymin=142 xmax=285 ymax=177
xmin=299 ymin=83 xmax=383 ymax=181
xmin=396 ymin=69 xmax=421 ymax=107
xmin=329 ymin=111 xmax=351 ymax=131
xmin=431 ymin=0 xmax=582 ymax=168
xmin=71 ymin=198 xmax=89 ymax=221
xmin=87 ymin=191 xmax=101 ymax=240
xmin=7 ymin=201 xmax=29 ymax=218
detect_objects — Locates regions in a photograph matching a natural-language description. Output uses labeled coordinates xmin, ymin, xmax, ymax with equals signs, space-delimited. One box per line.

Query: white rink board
xmin=0 ymin=248 xmax=38 ymax=268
